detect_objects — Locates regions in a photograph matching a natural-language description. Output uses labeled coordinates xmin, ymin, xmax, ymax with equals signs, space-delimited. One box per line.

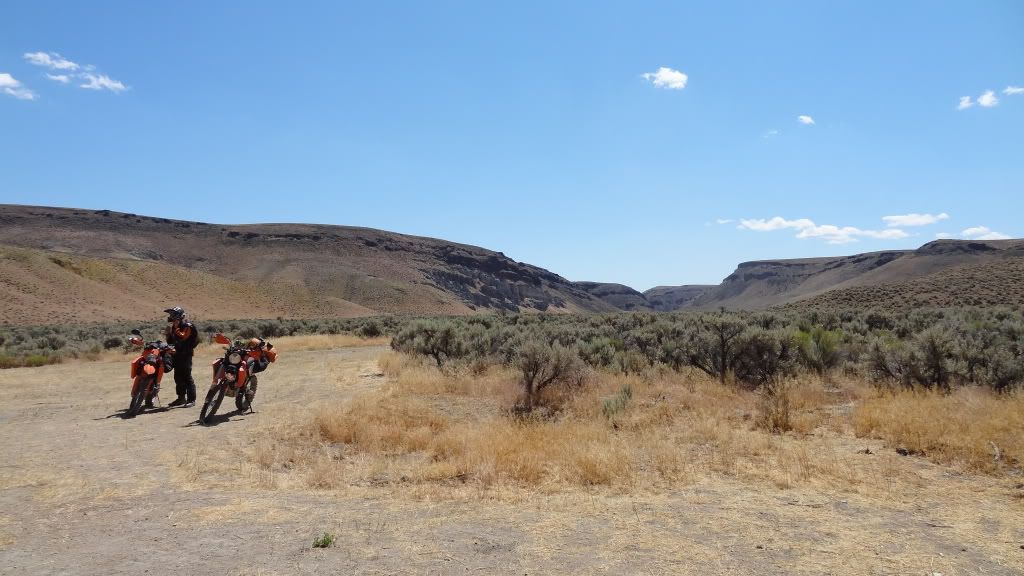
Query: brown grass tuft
xmin=853 ymin=387 xmax=1024 ymax=473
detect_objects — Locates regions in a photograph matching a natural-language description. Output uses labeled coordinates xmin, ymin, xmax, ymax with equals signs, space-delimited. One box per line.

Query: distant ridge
xmin=1 ymin=204 xmax=1022 ymax=324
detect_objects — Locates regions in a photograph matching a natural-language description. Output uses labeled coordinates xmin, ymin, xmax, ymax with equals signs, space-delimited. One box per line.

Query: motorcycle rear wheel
xmin=199 ymin=384 xmax=226 ymax=425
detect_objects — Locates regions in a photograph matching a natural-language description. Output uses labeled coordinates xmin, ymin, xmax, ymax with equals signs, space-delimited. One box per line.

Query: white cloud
xmin=762 ymin=129 xmax=780 ymax=138
xmin=957 ymin=96 xmax=974 ymax=110
xmin=1004 ymin=86 xmax=1024 ymax=96
xmin=882 ymin=212 xmax=949 ymax=227
xmin=24 ymin=52 xmax=126 ymax=94
xmin=23 ymin=51 xmax=79 ymax=71
xmin=978 ymin=90 xmax=998 ymax=107
xmin=961 ymin=226 xmax=1011 ymax=240
xmin=0 ymin=73 xmax=36 ymax=100
xmin=935 ymin=232 xmax=953 ymax=239
xmin=716 ymin=219 xmax=734 ymax=225
xmin=79 ymin=73 xmax=127 ymax=93
xmin=642 ymin=67 xmax=688 ymax=90
xmin=797 ymin=115 xmax=815 ymax=125
xmin=738 ymin=216 xmax=909 ymax=244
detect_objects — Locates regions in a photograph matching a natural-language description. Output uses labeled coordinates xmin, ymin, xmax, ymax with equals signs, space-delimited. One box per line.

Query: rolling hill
xmin=1 ymin=204 xmax=1022 ymax=324
xmin=0 ymin=205 xmax=616 ymax=324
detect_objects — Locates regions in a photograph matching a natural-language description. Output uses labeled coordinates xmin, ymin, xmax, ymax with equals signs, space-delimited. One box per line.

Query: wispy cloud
xmin=737 ymin=217 xmax=908 ymax=244
xmin=961 ymin=226 xmax=1011 ymax=240
xmin=978 ymin=90 xmax=998 ymax=108
xmin=0 ymin=72 xmax=36 ymax=100
xmin=23 ymin=51 xmax=127 ymax=94
xmin=1004 ymin=86 xmax=1024 ymax=96
xmin=797 ymin=115 xmax=815 ymax=125
xmin=23 ymin=51 xmax=80 ymax=71
xmin=935 ymin=232 xmax=954 ymax=239
xmin=716 ymin=219 xmax=734 ymax=225
xmin=957 ymin=96 xmax=974 ymax=110
xmin=79 ymin=73 xmax=127 ymax=93
xmin=882 ymin=212 xmax=949 ymax=227
xmin=642 ymin=67 xmax=688 ymax=90
xmin=761 ymin=129 xmax=780 ymax=138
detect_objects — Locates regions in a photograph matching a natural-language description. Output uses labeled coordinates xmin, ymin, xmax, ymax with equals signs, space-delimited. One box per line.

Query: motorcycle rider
xmin=164 ymin=306 xmax=198 ymax=407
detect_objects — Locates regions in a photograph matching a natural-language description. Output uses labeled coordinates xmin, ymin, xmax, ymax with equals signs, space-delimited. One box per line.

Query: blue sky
xmin=2 ymin=1 xmax=1022 ymax=289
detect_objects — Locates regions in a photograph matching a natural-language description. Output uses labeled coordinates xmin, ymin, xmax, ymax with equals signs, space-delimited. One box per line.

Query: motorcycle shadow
xmin=98 ymin=406 xmax=172 ymax=420
xmin=186 ymin=409 xmax=254 ymax=428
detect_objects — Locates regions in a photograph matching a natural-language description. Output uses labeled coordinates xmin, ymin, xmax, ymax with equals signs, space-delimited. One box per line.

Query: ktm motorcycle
xmin=199 ymin=334 xmax=269 ymax=424
xmin=125 ymin=329 xmax=175 ymax=418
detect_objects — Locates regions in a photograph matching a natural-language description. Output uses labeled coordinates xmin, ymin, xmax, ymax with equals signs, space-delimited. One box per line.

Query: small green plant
xmin=602 ymin=383 xmax=633 ymax=418
xmin=312 ymin=531 xmax=336 ymax=548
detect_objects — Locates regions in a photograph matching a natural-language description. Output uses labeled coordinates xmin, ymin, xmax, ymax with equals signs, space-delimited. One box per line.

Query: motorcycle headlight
xmin=228 ymin=352 xmax=242 ymax=364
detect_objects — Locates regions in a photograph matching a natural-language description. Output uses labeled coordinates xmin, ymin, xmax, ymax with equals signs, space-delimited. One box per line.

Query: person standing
xmin=164 ymin=306 xmax=198 ymax=407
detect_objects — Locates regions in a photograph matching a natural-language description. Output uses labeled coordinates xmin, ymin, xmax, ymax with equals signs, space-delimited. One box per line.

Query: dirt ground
xmin=1 ymin=344 xmax=1022 ymax=575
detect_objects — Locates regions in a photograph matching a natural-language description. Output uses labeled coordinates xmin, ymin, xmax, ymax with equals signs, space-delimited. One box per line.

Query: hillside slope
xmin=675 ymin=239 xmax=1024 ymax=310
xmin=0 ymin=205 xmax=616 ymax=323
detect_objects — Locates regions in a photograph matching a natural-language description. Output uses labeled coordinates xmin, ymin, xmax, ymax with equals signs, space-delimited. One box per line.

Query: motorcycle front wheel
xmin=126 ymin=378 xmax=151 ymax=418
xmin=199 ymin=383 xmax=226 ymax=425
xmin=235 ymin=375 xmax=257 ymax=412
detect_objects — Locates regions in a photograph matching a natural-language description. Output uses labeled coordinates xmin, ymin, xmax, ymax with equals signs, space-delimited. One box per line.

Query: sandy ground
xmin=1 ymin=345 xmax=1022 ymax=575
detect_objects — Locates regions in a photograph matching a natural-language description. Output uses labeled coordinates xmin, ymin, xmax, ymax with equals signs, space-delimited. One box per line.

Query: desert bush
xmin=102 ymin=337 xmax=123 ymax=350
xmin=794 ymin=326 xmax=842 ymax=375
xmin=391 ymin=321 xmax=466 ymax=368
xmin=733 ymin=328 xmax=795 ymax=388
xmin=514 ymin=341 xmax=584 ymax=409
xmin=601 ymin=383 xmax=633 ymax=419
xmin=683 ymin=315 xmax=747 ymax=383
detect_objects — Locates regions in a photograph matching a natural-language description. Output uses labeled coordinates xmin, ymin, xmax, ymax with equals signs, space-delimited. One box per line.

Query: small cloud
xmin=46 ymin=73 xmax=70 ymax=84
xmin=961 ymin=226 xmax=1011 ymax=240
xmin=642 ymin=67 xmax=688 ymax=90
xmin=1004 ymin=86 xmax=1024 ymax=96
xmin=978 ymin=90 xmax=999 ymax=107
xmin=716 ymin=219 xmax=734 ymax=225
xmin=0 ymin=72 xmax=36 ymax=100
xmin=738 ymin=216 xmax=908 ymax=244
xmin=23 ymin=51 xmax=79 ymax=71
xmin=957 ymin=96 xmax=974 ymax=110
xmin=79 ymin=73 xmax=127 ymax=93
xmin=761 ymin=129 xmax=780 ymax=138
xmin=797 ymin=115 xmax=815 ymax=125
xmin=882 ymin=212 xmax=949 ymax=227
xmin=935 ymin=232 xmax=953 ymax=239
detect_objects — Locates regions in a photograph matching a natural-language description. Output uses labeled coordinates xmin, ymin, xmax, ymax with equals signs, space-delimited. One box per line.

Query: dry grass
xmin=244 ymin=356 xmax=906 ymax=494
xmin=853 ymin=387 xmax=1024 ymax=473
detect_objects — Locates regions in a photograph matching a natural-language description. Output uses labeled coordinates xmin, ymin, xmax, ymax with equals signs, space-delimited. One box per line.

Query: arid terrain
xmin=2 ymin=204 xmax=1024 ymax=324
xmin=1 ymin=338 xmax=1022 ymax=575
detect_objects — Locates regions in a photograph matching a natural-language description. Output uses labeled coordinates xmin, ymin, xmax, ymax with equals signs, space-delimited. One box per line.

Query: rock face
xmin=689 ymin=239 xmax=1024 ymax=310
xmin=0 ymin=204 xmax=616 ymax=322
xmin=573 ymin=282 xmax=654 ymax=311
xmin=642 ymin=285 xmax=713 ymax=311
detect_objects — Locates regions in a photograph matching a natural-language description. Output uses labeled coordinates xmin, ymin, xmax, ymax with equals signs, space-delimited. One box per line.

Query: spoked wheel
xmin=199 ymin=384 xmax=226 ymax=425
xmin=126 ymin=378 xmax=152 ymax=418
xmin=235 ymin=376 xmax=257 ymax=412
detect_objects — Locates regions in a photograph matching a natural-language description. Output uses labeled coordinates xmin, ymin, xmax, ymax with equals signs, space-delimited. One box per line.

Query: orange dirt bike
xmin=199 ymin=334 xmax=274 ymax=424
xmin=125 ymin=329 xmax=175 ymax=418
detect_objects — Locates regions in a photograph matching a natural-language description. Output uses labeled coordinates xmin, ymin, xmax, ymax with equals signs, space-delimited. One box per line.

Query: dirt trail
xmin=1 ymin=346 xmax=1022 ymax=575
